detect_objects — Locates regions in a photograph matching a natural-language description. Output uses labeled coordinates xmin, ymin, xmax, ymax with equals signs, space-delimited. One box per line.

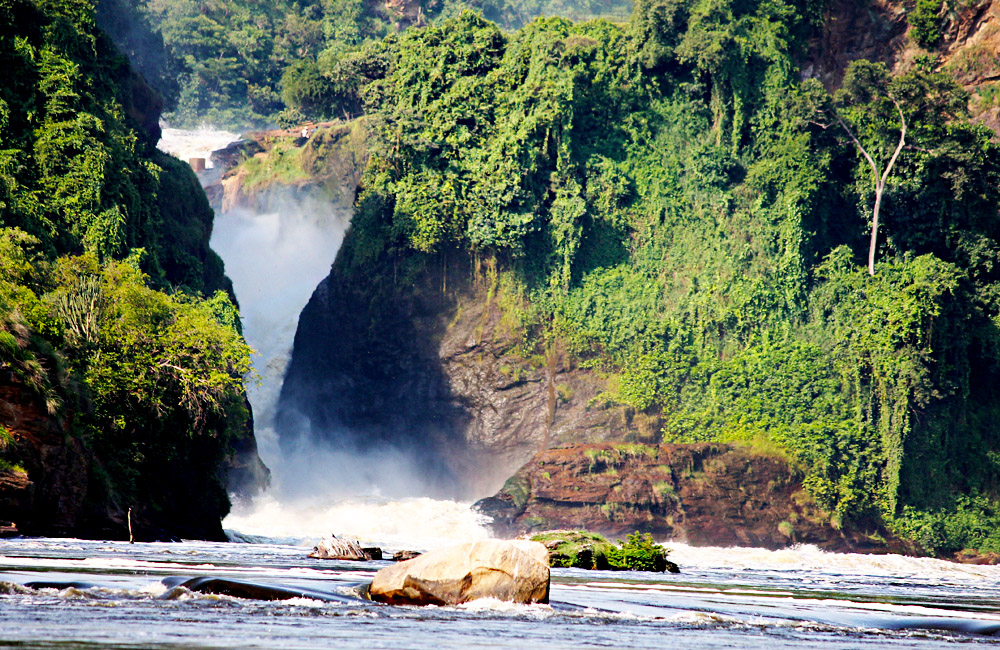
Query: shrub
xmin=607 ymin=532 xmax=677 ymax=572
xmin=910 ymin=0 xmax=943 ymax=48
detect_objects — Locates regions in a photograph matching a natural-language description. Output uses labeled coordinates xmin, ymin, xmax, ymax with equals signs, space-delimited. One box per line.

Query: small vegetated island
xmin=5 ymin=0 xmax=1000 ymax=565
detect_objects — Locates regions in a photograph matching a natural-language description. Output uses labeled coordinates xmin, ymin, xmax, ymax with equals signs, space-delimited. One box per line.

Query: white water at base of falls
xmin=157 ymin=127 xmax=488 ymax=549
xmin=223 ymin=494 xmax=491 ymax=549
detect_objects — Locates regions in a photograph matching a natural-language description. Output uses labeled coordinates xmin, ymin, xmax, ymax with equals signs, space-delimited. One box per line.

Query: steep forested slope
xmin=277 ymin=1 xmax=1000 ymax=555
xmin=0 ymin=0 xmax=262 ymax=540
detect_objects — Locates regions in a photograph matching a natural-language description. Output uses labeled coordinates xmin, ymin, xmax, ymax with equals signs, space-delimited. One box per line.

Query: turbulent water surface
xmin=2 ymin=534 xmax=1000 ymax=649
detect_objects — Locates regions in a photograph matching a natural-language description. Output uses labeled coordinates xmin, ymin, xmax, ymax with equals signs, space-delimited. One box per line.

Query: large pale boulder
xmin=369 ymin=539 xmax=550 ymax=606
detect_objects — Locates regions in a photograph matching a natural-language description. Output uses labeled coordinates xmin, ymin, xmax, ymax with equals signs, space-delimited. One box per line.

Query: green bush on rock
xmin=607 ymin=532 xmax=678 ymax=573
xmin=530 ymin=530 xmax=679 ymax=572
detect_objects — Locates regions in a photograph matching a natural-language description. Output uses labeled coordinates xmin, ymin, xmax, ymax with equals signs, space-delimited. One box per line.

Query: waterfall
xmin=157 ymin=127 xmax=490 ymax=548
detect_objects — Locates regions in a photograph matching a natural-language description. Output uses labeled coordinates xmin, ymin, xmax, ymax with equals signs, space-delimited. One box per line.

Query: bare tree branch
xmin=832 ymin=99 xmax=907 ymax=276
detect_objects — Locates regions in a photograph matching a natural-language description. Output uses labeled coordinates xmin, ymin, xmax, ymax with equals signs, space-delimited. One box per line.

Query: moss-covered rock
xmin=530 ymin=530 xmax=616 ymax=570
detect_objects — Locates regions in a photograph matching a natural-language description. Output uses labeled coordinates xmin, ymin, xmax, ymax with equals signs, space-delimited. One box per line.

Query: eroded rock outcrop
xmin=0 ymin=366 xmax=259 ymax=541
xmin=476 ymin=443 xmax=907 ymax=553
xmin=368 ymin=539 xmax=550 ymax=606
xmin=309 ymin=535 xmax=371 ymax=560
xmin=804 ymin=0 xmax=1000 ymax=135
xmin=278 ymin=250 xmax=641 ymax=497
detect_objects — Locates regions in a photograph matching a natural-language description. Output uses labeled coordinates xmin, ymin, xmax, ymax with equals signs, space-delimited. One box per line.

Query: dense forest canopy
xmin=323 ymin=2 xmax=1000 ymax=554
xmin=100 ymin=0 xmax=632 ymax=128
xmin=0 ymin=0 xmax=251 ymax=530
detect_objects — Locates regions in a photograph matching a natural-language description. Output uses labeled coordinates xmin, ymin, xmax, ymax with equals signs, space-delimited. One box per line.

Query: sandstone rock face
xmin=476 ymin=443 xmax=909 ymax=554
xmin=369 ymin=539 xmax=550 ymax=606
xmin=0 ymin=371 xmax=89 ymax=536
xmin=0 ymin=367 xmax=255 ymax=541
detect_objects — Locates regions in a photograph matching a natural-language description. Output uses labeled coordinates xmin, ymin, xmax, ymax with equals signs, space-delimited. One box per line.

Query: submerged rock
xmin=392 ymin=550 xmax=422 ymax=561
xmin=309 ymin=535 xmax=371 ymax=560
xmin=369 ymin=539 xmax=550 ymax=606
xmin=163 ymin=577 xmax=355 ymax=603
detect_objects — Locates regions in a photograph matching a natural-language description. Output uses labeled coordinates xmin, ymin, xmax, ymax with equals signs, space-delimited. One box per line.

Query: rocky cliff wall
xmin=805 ymin=0 xmax=1000 ymax=134
xmin=277 ymin=252 xmax=639 ymax=497
xmin=475 ymin=442 xmax=906 ymax=552
xmin=0 ymin=366 xmax=250 ymax=541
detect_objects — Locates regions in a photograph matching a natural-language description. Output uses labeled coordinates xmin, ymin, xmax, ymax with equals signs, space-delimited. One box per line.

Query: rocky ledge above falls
xmin=475 ymin=442 xmax=908 ymax=553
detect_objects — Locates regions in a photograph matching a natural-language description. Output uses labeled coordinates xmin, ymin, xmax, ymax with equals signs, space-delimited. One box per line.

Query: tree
xmin=811 ymin=61 xmax=909 ymax=276
xmin=833 ymin=98 xmax=906 ymax=276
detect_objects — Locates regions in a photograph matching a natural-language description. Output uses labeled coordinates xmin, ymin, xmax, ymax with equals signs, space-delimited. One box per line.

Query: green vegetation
xmin=105 ymin=0 xmax=633 ymax=129
xmin=0 ymin=243 xmax=251 ymax=506
xmin=910 ymin=0 xmax=943 ymax=49
xmin=327 ymin=2 xmax=1000 ymax=555
xmin=607 ymin=532 xmax=677 ymax=572
xmin=531 ymin=529 xmax=616 ymax=568
xmin=531 ymin=529 xmax=679 ymax=571
xmin=0 ymin=0 xmax=252 ymax=528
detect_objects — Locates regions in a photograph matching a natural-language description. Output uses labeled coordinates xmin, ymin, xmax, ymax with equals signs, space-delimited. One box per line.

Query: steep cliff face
xmin=0 ymin=371 xmax=88 ymax=537
xmin=805 ymin=0 xmax=1000 ymax=133
xmin=278 ymin=252 xmax=638 ymax=497
xmin=0 ymin=0 xmax=265 ymax=540
xmin=0 ymin=367 xmax=248 ymax=541
xmin=259 ymin=0 xmax=1000 ymax=549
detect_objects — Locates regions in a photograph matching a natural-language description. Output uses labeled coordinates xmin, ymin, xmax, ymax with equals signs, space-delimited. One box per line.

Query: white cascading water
xmin=157 ymin=127 xmax=490 ymax=549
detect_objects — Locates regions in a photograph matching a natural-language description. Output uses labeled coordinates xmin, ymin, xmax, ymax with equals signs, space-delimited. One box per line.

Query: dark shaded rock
xmin=0 ymin=469 xmax=33 ymax=526
xmin=210 ymin=139 xmax=264 ymax=171
xmin=25 ymin=581 xmax=97 ymax=590
xmin=278 ymin=250 xmax=637 ymax=496
xmin=392 ymin=550 xmax=422 ymax=562
xmin=0 ymin=366 xmax=255 ymax=542
xmin=362 ymin=547 xmax=383 ymax=560
xmin=477 ymin=442 xmax=909 ymax=553
xmin=164 ymin=577 xmax=356 ymax=603
xmin=223 ymin=398 xmax=270 ymax=502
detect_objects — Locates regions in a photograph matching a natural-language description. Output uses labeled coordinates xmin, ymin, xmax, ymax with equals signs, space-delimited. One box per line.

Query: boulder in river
xmin=369 ymin=539 xmax=549 ymax=606
xmin=392 ymin=550 xmax=421 ymax=561
xmin=309 ymin=534 xmax=371 ymax=560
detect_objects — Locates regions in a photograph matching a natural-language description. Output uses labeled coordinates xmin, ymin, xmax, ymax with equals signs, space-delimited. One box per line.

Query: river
xmin=2 ymin=534 xmax=1000 ymax=648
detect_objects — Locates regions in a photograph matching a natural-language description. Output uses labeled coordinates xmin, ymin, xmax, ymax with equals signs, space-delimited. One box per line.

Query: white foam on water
xmin=664 ymin=542 xmax=1000 ymax=583
xmin=224 ymin=493 xmax=491 ymax=550
xmin=454 ymin=598 xmax=554 ymax=618
xmin=157 ymin=127 xmax=241 ymax=168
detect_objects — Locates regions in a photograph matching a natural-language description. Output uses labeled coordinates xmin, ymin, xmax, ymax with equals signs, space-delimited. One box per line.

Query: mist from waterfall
xmin=157 ymin=127 xmax=490 ymax=548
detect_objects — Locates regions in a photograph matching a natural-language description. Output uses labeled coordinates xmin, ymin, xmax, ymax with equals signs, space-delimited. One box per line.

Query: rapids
xmin=1 ymin=537 xmax=1000 ymax=648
